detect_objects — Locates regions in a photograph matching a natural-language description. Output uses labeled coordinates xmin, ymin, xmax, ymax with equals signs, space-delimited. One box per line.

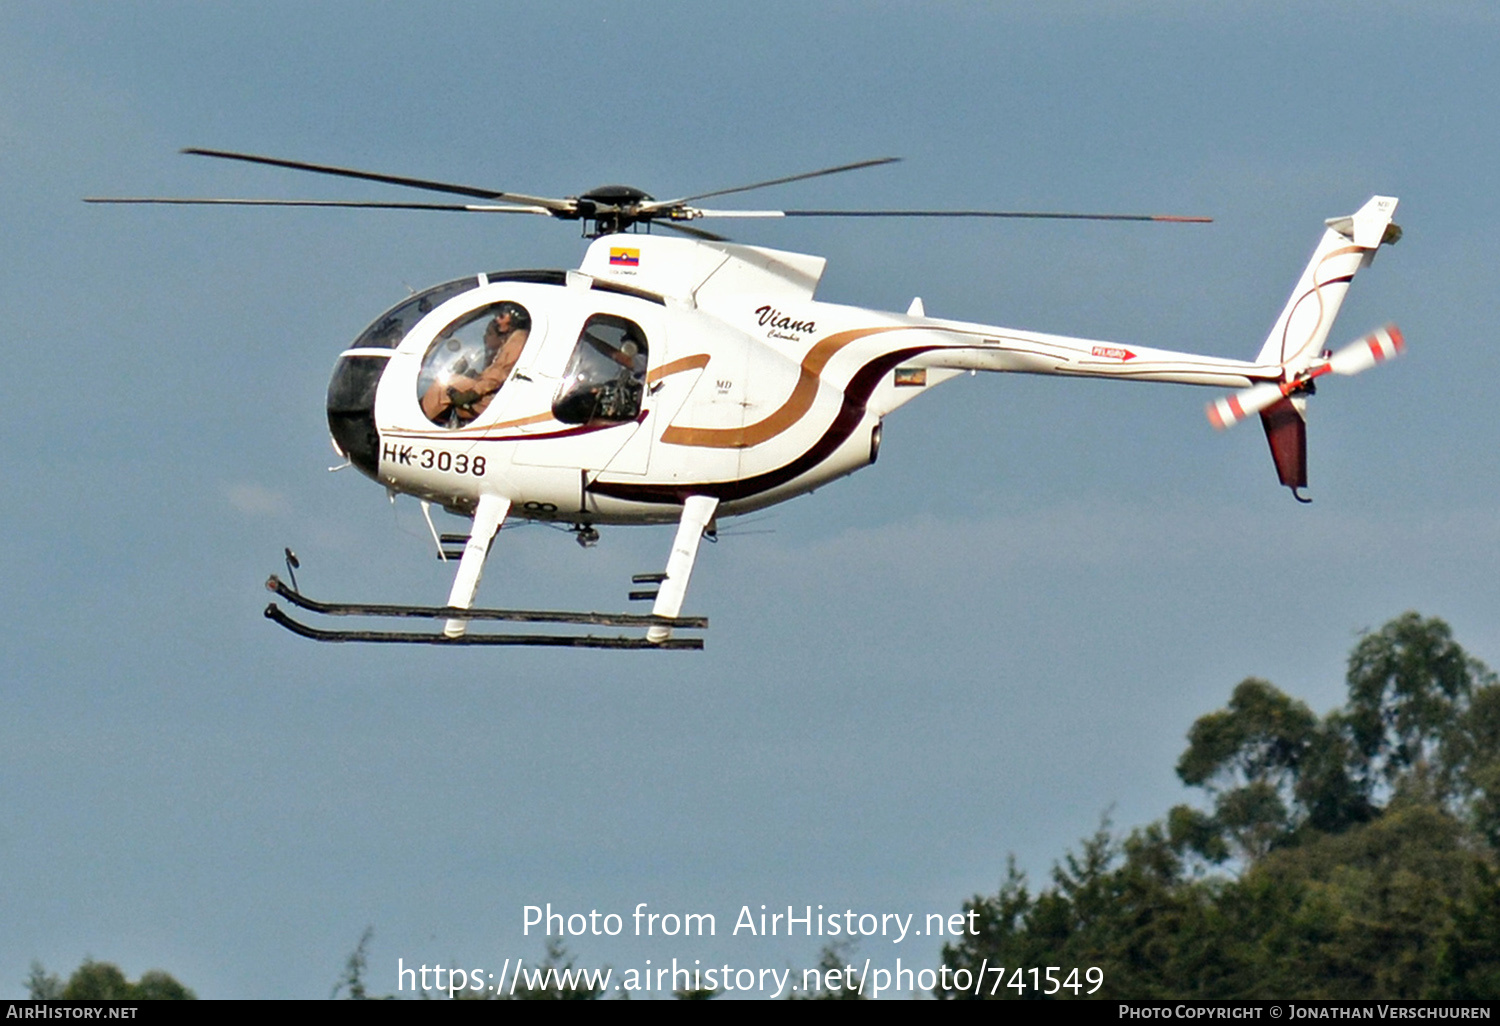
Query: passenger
xmin=421 ymin=303 xmax=530 ymax=424
xmin=614 ymin=338 xmax=647 ymax=373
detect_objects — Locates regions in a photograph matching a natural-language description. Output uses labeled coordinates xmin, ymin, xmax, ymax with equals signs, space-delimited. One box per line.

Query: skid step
xmin=437 ymin=533 xmax=468 ymax=560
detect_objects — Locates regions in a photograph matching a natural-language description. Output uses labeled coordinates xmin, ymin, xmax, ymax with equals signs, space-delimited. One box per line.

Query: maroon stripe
xmin=590 ymin=347 xmax=935 ymax=506
xmin=460 ymin=408 xmax=647 ymax=444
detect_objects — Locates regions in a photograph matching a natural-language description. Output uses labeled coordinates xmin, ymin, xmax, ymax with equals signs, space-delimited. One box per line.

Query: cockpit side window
xmin=552 ymin=315 xmax=649 ymax=426
xmin=417 ymin=301 xmax=533 ymax=427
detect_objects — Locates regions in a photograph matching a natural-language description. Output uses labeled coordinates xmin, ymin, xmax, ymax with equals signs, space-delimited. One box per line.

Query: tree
xmin=1456 ymin=684 xmax=1500 ymax=847
xmin=788 ymin=940 xmax=866 ymax=1000
xmin=338 ymin=929 xmax=610 ymax=1001
xmin=507 ymin=938 xmax=605 ymax=1001
xmin=451 ymin=937 xmax=607 ymax=1001
xmin=937 ymin=613 xmax=1500 ymax=999
xmin=27 ymin=959 xmax=195 ymax=1000
xmin=938 ymin=822 xmax=1229 ymax=999
xmin=1343 ymin=612 xmax=1496 ymax=804
xmin=25 ymin=963 xmax=61 ymax=1000
xmin=1175 ymin=614 xmax=1499 ymax=860
xmin=332 ymin=926 xmax=377 ymax=999
xmin=1175 ymin=678 xmax=1373 ymax=858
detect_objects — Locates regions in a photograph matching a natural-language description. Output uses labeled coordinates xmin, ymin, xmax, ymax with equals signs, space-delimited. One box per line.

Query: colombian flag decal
xmin=609 ymin=247 xmax=640 ymax=267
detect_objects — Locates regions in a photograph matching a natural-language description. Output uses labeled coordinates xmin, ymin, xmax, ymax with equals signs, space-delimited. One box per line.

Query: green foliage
xmin=788 ymin=941 xmax=865 ymax=1000
xmin=940 ymin=824 xmax=1226 ymax=999
xmin=130 ymin=969 xmax=196 ymax=1001
xmin=25 ymin=963 xmax=61 ymax=1000
xmin=1177 ymin=678 xmax=1320 ymax=789
xmin=1441 ymin=863 xmax=1500 ymax=996
xmin=332 ymin=926 xmax=377 ymax=999
xmin=1453 ymin=683 xmax=1500 ymax=847
xmin=453 ymin=937 xmax=607 ymax=1001
xmin=508 ymin=938 xmax=604 ymax=1001
xmin=1223 ymin=801 xmax=1481 ymax=998
xmin=27 ymin=959 xmax=195 ymax=1000
xmin=1176 ymin=613 xmax=1500 ymax=858
xmin=59 ymin=961 xmax=132 ymax=1000
xmin=1176 ymin=678 xmax=1373 ymax=858
xmin=1344 ymin=612 xmax=1490 ymax=799
xmin=938 ymin=612 xmax=1500 ymax=1000
xmin=336 ymin=927 xmax=610 ymax=1002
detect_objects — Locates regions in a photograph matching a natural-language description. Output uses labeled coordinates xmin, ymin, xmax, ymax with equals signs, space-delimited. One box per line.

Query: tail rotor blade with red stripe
xmin=1207 ymin=323 xmax=1405 ymax=430
xmin=1206 ymin=382 xmax=1287 ymax=431
xmin=1327 ymin=323 xmax=1405 ymax=376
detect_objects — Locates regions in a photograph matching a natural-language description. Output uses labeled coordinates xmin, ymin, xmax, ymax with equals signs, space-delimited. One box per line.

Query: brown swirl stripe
xmin=647 ymin=353 xmax=711 ymax=386
xmin=591 ymin=345 xmax=936 ymax=506
xmin=1273 ymin=244 xmax=1361 ymax=365
xmin=659 ymin=325 xmax=907 ymax=449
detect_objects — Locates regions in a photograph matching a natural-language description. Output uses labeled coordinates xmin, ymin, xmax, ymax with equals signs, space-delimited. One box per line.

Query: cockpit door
xmin=511 ymin=302 xmax=661 ymax=476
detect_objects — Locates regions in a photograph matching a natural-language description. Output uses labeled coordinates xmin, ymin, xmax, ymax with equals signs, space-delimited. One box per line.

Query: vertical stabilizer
xmin=1255 ymin=196 xmax=1400 ymax=375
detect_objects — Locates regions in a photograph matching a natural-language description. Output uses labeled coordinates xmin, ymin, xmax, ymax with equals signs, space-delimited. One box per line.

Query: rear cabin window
xmin=551 ymin=314 xmax=649 ymax=425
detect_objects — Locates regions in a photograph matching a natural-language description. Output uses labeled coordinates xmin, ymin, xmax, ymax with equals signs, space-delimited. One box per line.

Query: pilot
xmin=421 ymin=303 xmax=531 ymax=424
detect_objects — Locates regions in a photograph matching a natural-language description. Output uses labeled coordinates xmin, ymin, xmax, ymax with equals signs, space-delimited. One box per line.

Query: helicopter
xmin=89 ymin=150 xmax=1404 ymax=649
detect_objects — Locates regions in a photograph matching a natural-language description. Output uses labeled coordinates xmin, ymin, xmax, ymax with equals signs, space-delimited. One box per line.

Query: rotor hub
xmin=576 ymin=185 xmax=656 ymax=236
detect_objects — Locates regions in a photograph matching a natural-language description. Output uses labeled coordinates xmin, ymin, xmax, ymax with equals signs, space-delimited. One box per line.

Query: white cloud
xmin=223 ymin=482 xmax=289 ymax=517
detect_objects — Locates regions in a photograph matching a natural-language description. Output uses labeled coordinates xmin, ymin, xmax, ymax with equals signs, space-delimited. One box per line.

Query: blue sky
xmin=3 ymin=1 xmax=1498 ymax=998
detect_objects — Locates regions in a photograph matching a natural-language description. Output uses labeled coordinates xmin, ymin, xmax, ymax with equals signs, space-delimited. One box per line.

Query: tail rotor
xmin=1207 ymin=324 xmax=1405 ymax=502
xmin=1206 ymin=324 xmax=1406 ymax=432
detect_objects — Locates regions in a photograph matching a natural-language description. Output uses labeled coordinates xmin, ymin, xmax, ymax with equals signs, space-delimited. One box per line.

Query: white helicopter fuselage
xmin=330 ymin=233 xmax=1285 ymax=528
xmin=90 ymin=146 xmax=1402 ymax=645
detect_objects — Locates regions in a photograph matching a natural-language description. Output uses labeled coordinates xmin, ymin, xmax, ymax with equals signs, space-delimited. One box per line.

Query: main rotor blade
xmin=774 ymin=209 xmax=1213 ymax=222
xmin=655 ymin=220 xmax=732 ymax=242
xmin=647 ymin=157 xmax=901 ymax=209
xmin=84 ymin=197 xmax=555 ymax=214
xmin=181 ymin=148 xmax=574 ymax=213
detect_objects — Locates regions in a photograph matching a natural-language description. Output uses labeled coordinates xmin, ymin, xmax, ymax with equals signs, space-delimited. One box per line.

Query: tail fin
xmin=1260 ymin=397 xmax=1310 ymax=501
xmin=1208 ymin=198 xmax=1402 ymax=501
xmin=1222 ymin=322 xmax=1406 ymax=502
xmin=1255 ymin=196 xmax=1401 ymax=376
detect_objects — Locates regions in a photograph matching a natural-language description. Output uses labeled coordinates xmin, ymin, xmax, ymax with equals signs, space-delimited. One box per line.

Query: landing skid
xmin=263 ymin=575 xmax=706 ymax=650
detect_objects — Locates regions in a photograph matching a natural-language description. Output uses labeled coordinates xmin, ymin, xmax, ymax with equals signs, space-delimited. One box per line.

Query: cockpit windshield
xmin=350 ymin=277 xmax=483 ymax=349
